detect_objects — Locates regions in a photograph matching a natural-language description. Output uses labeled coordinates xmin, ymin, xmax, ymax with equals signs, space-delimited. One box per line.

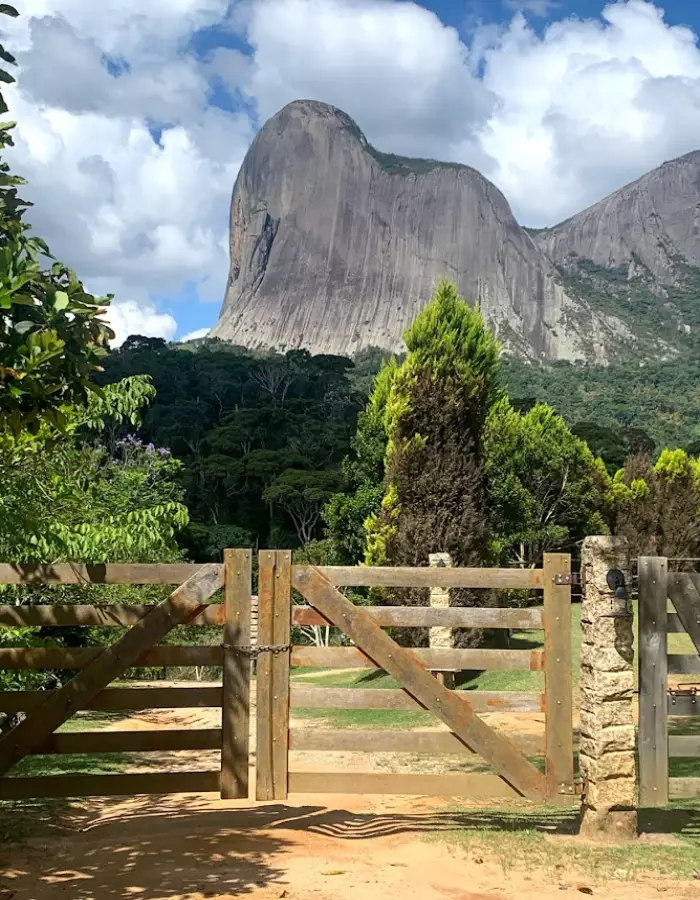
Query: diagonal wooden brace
xmin=0 ymin=564 xmax=224 ymax=776
xmin=292 ymin=566 xmax=548 ymax=801
xmin=668 ymin=574 xmax=700 ymax=656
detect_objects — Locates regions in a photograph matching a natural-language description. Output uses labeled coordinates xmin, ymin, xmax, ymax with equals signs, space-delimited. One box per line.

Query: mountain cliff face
xmin=533 ymin=151 xmax=700 ymax=357
xmin=212 ymin=100 xmax=621 ymax=362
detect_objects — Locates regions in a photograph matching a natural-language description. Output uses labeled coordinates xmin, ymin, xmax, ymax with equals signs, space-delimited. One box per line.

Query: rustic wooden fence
xmin=256 ymin=551 xmax=575 ymax=805
xmin=0 ymin=551 xmax=251 ymax=800
xmin=638 ymin=557 xmax=700 ymax=806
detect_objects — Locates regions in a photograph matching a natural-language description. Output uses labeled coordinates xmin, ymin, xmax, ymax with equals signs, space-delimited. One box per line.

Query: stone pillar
xmin=429 ymin=552 xmax=454 ymax=689
xmin=579 ymin=535 xmax=637 ymax=839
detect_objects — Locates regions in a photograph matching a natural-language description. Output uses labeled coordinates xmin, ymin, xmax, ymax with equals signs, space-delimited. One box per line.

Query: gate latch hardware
xmin=669 ymin=686 xmax=698 ymax=704
xmin=224 ymin=643 xmax=291 ymax=658
xmin=558 ymin=781 xmax=586 ymax=797
xmin=553 ymin=573 xmax=581 ymax=586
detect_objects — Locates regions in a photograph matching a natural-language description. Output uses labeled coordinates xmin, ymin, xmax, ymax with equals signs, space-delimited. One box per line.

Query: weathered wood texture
xmin=638 ymin=556 xmax=669 ymax=808
xmin=668 ymin=735 xmax=700 ymax=757
xmin=289 ymin=728 xmax=545 ymax=756
xmin=292 ymin=566 xmax=548 ymax=801
xmin=543 ymin=553 xmax=574 ymax=799
xmin=0 ymin=771 xmax=220 ymax=800
xmin=288 ymin=772 xmax=520 ymax=798
xmin=668 ymin=694 xmax=700 ymax=716
xmin=667 ymin=573 xmax=700 ymax=654
xmin=220 ymin=549 xmax=252 ymax=800
xmin=302 ymin=566 xmax=543 ymax=589
xmin=669 ymin=778 xmax=700 ymax=800
xmin=0 ymin=686 xmax=223 ymax=713
xmin=289 ymin=685 xmax=545 ymax=713
xmin=667 ymin=656 xmax=700 ymax=674
xmin=0 ymin=564 xmax=224 ymax=776
xmin=289 ymin=646 xmax=544 ymax=671
xmin=292 ymin=606 xmax=544 ymax=629
xmin=0 ymin=646 xmax=224 ymax=668
xmin=0 ymin=604 xmax=226 ymax=627
xmin=255 ymin=551 xmax=292 ymax=801
xmin=0 ymin=564 xmax=210 ymax=585
xmin=31 ymin=729 xmax=222 ymax=755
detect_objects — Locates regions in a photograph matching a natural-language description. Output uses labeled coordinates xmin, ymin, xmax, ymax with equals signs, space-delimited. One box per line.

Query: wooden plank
xmin=256 ymin=551 xmax=275 ymax=801
xmin=668 ymin=694 xmax=700 ymax=716
xmin=288 ymin=728 xmax=545 ymax=756
xmin=542 ymin=553 xmax=574 ymax=801
xmin=0 ymin=771 xmax=220 ymax=800
xmin=0 ymin=604 xmax=226 ymax=628
xmin=667 ymin=656 xmax=700 ymax=674
xmin=292 ymin=567 xmax=548 ymax=801
xmin=668 ymin=735 xmax=700 ymax=757
xmin=32 ymin=729 xmax=222 ymax=755
xmin=292 ymin=606 xmax=544 ymax=629
xmin=290 ymin=646 xmax=543 ymax=671
xmin=0 ymin=646 xmax=224 ymax=669
xmin=288 ymin=772 xmax=520 ymax=798
xmin=0 ymin=686 xmax=223 ymax=714
xmin=290 ymin=685 xmax=545 ymax=712
xmin=0 ymin=564 xmax=224 ymax=776
xmin=0 ymin=563 xmax=210 ymax=585
xmin=667 ymin=574 xmax=700 ymax=655
xmin=638 ymin=556 xmax=669 ymax=808
xmin=669 ymin=777 xmax=700 ymax=800
xmin=221 ymin=549 xmax=252 ymax=800
xmin=307 ymin=566 xmax=542 ymax=590
xmin=271 ymin=551 xmax=292 ymax=801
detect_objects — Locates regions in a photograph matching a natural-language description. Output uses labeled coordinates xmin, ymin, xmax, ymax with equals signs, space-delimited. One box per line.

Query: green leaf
xmin=0 ymin=5 xmax=20 ymax=18
xmin=13 ymin=320 xmax=34 ymax=334
xmin=53 ymin=290 xmax=69 ymax=311
xmin=0 ymin=69 xmax=15 ymax=85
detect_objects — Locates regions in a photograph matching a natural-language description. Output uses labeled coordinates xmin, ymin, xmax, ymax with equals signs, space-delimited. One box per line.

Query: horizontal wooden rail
xmin=667 ymin=694 xmax=700 ymax=716
xmin=290 ymin=646 xmax=544 ymax=671
xmin=0 ymin=686 xmax=223 ymax=714
xmin=292 ymin=606 xmax=544 ymax=629
xmin=288 ymin=771 xmax=521 ymax=798
xmin=669 ymin=777 xmax=700 ymax=800
xmin=0 ymin=604 xmax=227 ymax=628
xmin=0 ymin=564 xmax=213 ymax=585
xmin=32 ymin=728 xmax=222 ymax=755
xmin=0 ymin=646 xmax=223 ymax=669
xmin=667 ymin=655 xmax=700 ymax=675
xmin=0 ymin=771 xmax=220 ymax=800
xmin=306 ymin=566 xmax=543 ymax=590
xmin=289 ymin=685 xmax=545 ymax=713
xmin=288 ymin=727 xmax=545 ymax=756
xmin=668 ymin=735 xmax=700 ymax=757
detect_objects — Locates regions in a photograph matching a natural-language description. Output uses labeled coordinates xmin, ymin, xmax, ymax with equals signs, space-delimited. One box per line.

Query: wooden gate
xmin=638 ymin=557 xmax=700 ymax=806
xmin=255 ymin=551 xmax=575 ymax=804
xmin=0 ymin=550 xmax=252 ymax=800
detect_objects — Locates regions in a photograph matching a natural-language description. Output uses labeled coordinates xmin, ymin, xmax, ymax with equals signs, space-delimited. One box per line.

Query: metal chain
xmin=222 ymin=643 xmax=291 ymax=658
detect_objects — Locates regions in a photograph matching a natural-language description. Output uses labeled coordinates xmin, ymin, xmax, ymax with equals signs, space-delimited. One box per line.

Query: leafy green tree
xmin=0 ymin=5 xmax=113 ymax=433
xmin=486 ymin=400 xmax=609 ymax=567
xmin=611 ymin=449 xmax=700 ymax=558
xmin=366 ymin=281 xmax=500 ymax=570
xmin=264 ymin=469 xmax=343 ymax=545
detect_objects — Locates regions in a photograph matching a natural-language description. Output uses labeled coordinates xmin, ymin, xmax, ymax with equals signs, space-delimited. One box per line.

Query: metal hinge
xmin=558 ymin=781 xmax=586 ymax=797
xmin=669 ymin=686 xmax=698 ymax=702
xmin=223 ymin=643 xmax=291 ymax=658
xmin=553 ymin=573 xmax=581 ymax=586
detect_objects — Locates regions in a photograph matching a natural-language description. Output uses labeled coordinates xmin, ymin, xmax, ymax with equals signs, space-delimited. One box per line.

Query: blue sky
xmin=5 ymin=0 xmax=700 ymax=343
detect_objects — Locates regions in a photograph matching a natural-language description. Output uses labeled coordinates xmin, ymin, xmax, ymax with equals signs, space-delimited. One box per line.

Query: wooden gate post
xmin=256 ymin=550 xmax=292 ymax=801
xmin=638 ymin=556 xmax=669 ymax=808
xmin=221 ymin=549 xmax=252 ymax=800
xmin=543 ymin=553 xmax=574 ymax=801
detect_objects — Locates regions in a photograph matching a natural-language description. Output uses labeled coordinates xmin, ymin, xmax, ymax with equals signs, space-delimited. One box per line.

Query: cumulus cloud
xmin=4 ymin=0 xmax=700 ymax=337
xmin=107 ymin=300 xmax=178 ymax=347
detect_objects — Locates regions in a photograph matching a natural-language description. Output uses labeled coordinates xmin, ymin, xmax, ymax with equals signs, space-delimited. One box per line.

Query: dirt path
xmin=2 ymin=793 xmax=698 ymax=900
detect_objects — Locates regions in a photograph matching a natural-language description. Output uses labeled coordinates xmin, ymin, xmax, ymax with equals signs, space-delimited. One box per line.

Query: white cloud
xmin=180 ymin=327 xmax=211 ymax=341
xmin=106 ymin=299 xmax=178 ymax=347
xmin=502 ymin=0 xmax=559 ymax=16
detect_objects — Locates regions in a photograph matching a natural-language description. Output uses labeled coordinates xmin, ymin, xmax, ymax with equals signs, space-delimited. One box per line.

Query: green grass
xmin=433 ymin=804 xmax=700 ymax=882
